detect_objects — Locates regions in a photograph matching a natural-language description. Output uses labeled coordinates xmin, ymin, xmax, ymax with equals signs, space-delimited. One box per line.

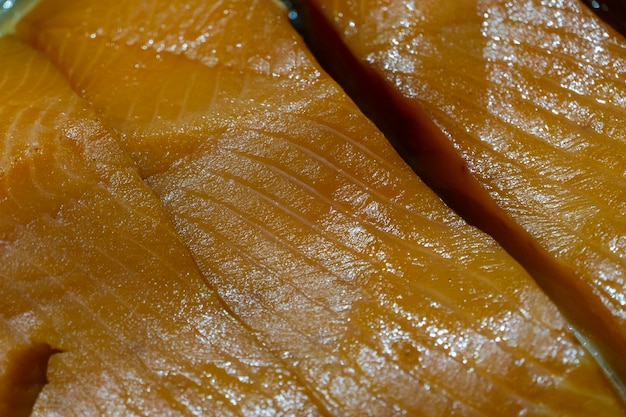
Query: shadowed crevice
xmin=581 ymin=0 xmax=626 ymax=37
xmin=1 ymin=342 xmax=63 ymax=417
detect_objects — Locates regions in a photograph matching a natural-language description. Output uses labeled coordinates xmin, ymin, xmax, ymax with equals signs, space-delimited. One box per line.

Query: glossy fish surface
xmin=0 ymin=36 xmax=321 ymax=416
xmin=292 ymin=0 xmax=626 ymax=394
xmin=6 ymin=0 xmax=626 ymax=415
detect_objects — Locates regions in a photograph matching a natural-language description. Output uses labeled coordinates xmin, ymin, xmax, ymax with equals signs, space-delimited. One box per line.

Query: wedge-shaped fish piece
xmin=15 ymin=0 xmax=626 ymax=415
xmin=0 ymin=36 xmax=321 ymax=416
xmin=291 ymin=0 xmax=626 ymax=395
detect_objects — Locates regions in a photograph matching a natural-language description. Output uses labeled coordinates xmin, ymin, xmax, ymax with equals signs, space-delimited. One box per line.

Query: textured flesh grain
xmin=0 ymin=37 xmax=322 ymax=416
xmin=13 ymin=0 xmax=626 ymax=415
xmin=294 ymin=0 xmax=626 ymax=393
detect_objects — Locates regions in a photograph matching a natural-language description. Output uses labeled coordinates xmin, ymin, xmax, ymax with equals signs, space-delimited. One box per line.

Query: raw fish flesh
xmin=291 ymin=0 xmax=626 ymax=394
xmin=2 ymin=0 xmax=625 ymax=415
xmin=0 ymin=36 xmax=320 ymax=416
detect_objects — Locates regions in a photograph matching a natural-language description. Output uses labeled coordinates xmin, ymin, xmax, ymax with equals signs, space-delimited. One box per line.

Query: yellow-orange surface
xmin=0 ymin=36 xmax=319 ymax=416
xmin=297 ymin=0 xmax=626 ymax=393
xmin=0 ymin=0 xmax=624 ymax=415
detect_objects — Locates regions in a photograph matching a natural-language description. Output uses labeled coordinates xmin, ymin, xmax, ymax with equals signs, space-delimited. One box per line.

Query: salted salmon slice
xmin=291 ymin=0 xmax=626 ymax=396
xmin=13 ymin=0 xmax=626 ymax=414
xmin=0 ymin=36 xmax=322 ymax=416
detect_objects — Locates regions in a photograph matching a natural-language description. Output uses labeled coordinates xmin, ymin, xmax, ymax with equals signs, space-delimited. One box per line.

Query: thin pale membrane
xmin=14 ymin=0 xmax=626 ymax=415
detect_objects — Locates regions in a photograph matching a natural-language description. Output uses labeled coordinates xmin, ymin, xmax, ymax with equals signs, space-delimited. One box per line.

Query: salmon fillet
xmin=291 ymin=0 xmax=626 ymax=395
xmin=0 ymin=36 xmax=321 ymax=416
xmin=6 ymin=0 xmax=626 ymax=415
